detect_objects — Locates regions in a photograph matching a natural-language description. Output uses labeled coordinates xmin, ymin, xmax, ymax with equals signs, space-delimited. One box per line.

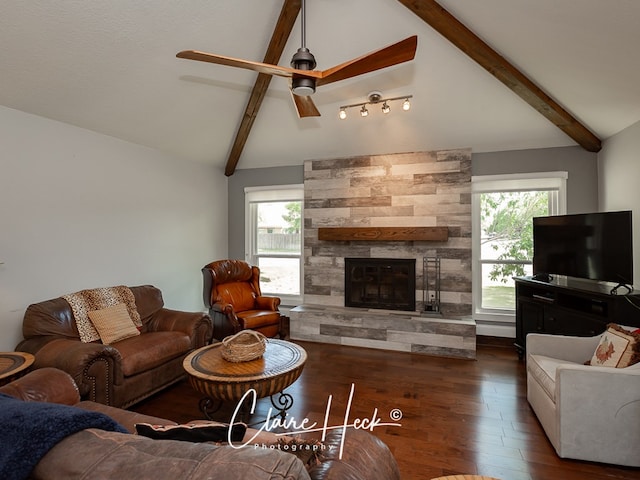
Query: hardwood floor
xmin=132 ymin=341 xmax=640 ymax=480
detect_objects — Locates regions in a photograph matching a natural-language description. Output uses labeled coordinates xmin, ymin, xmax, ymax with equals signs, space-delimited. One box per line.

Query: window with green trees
xmin=473 ymin=173 xmax=567 ymax=320
xmin=480 ymin=191 xmax=549 ymax=309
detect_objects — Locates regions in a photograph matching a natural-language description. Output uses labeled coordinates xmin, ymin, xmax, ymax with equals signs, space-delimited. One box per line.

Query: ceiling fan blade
xmin=291 ymin=91 xmax=321 ymax=118
xmin=317 ymin=35 xmax=417 ymax=87
xmin=177 ymin=50 xmax=302 ymax=78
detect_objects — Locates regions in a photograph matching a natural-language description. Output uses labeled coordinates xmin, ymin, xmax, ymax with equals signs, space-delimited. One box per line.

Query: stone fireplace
xmin=344 ymin=257 xmax=416 ymax=311
xmin=289 ymin=148 xmax=475 ymax=359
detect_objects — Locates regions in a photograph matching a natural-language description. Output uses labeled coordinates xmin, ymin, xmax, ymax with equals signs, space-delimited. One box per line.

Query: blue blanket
xmin=0 ymin=393 xmax=127 ymax=480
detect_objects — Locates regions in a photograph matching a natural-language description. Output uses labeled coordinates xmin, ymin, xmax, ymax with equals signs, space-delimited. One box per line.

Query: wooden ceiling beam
xmin=224 ymin=0 xmax=301 ymax=176
xmin=397 ymin=0 xmax=602 ymax=152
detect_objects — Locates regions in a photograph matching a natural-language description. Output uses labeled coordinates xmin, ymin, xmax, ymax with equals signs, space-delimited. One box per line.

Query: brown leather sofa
xmin=203 ymin=259 xmax=284 ymax=341
xmin=0 ymin=368 xmax=401 ymax=480
xmin=16 ymin=285 xmax=212 ymax=408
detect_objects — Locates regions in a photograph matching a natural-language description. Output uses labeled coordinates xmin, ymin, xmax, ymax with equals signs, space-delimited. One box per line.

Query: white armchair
xmin=526 ymin=332 xmax=640 ymax=467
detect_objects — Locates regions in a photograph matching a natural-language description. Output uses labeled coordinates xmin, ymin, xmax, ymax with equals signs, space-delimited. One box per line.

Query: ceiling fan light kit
xmin=339 ymin=93 xmax=413 ymax=120
xmin=290 ymin=47 xmax=317 ymax=96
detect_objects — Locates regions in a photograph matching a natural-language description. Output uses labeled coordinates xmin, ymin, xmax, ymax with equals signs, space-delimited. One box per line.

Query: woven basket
xmin=221 ymin=330 xmax=267 ymax=362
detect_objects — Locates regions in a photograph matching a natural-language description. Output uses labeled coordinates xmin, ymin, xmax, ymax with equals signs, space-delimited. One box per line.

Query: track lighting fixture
xmin=338 ymin=91 xmax=412 ymax=120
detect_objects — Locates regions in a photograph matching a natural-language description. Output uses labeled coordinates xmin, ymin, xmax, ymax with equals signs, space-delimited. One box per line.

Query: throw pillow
xmin=88 ymin=303 xmax=140 ymax=345
xmin=135 ymin=421 xmax=246 ymax=443
xmin=590 ymin=323 xmax=640 ymax=368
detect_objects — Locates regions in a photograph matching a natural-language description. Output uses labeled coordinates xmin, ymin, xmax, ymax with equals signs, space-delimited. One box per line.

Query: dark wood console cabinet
xmin=514 ymin=276 xmax=640 ymax=358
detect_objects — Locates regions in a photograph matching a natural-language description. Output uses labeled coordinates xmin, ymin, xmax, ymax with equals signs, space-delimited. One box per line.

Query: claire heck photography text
xmin=228 ymin=383 xmax=402 ymax=459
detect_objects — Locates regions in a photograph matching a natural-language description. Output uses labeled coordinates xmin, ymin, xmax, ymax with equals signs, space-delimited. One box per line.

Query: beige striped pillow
xmin=88 ymin=303 xmax=140 ymax=345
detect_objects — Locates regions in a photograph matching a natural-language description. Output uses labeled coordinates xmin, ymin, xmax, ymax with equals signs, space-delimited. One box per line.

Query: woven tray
xmin=221 ymin=330 xmax=267 ymax=363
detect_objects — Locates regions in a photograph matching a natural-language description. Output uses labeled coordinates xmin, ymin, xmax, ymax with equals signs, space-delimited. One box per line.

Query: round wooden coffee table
xmin=0 ymin=352 xmax=35 ymax=387
xmin=183 ymin=339 xmax=307 ymax=421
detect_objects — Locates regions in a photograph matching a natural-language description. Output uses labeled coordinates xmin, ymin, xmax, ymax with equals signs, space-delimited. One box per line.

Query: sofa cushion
xmin=114 ymin=331 xmax=191 ymax=377
xmin=88 ymin=303 xmax=141 ymax=345
xmin=527 ymin=354 xmax=578 ymax=402
xmin=32 ymin=429 xmax=312 ymax=480
xmin=590 ymin=324 xmax=640 ymax=368
xmin=131 ymin=285 xmax=165 ymax=326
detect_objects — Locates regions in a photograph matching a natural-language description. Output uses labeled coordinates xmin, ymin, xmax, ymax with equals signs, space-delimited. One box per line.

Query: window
xmin=245 ymin=185 xmax=304 ymax=305
xmin=472 ymin=172 xmax=567 ymax=322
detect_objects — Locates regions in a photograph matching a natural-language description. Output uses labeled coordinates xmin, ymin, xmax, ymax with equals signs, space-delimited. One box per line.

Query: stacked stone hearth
xmin=289 ymin=149 xmax=475 ymax=359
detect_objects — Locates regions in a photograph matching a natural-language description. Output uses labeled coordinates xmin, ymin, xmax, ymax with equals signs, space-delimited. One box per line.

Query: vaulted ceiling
xmin=2 ymin=1 xmax=639 ymax=174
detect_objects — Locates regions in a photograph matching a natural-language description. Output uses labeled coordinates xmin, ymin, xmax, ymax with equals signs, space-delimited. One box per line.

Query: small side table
xmin=0 ymin=352 xmax=35 ymax=387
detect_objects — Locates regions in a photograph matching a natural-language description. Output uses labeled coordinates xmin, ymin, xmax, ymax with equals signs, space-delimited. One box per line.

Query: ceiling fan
xmin=176 ymin=0 xmax=417 ymax=118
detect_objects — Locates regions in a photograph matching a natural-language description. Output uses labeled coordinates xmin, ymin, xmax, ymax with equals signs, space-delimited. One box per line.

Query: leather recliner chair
xmin=202 ymin=259 xmax=284 ymax=341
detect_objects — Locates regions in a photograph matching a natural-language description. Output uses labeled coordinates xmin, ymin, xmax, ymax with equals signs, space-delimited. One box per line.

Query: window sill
xmin=474 ymin=310 xmax=515 ymax=323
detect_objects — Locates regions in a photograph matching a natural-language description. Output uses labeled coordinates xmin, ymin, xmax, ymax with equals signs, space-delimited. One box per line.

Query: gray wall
xmin=598 ymin=119 xmax=640 ymax=289
xmin=228 ymin=165 xmax=304 ymax=260
xmin=472 ymin=145 xmax=599 ymax=214
xmin=229 ymin=146 xmax=599 ymax=260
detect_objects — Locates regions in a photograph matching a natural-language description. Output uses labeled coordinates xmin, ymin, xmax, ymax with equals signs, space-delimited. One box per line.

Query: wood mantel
xmin=318 ymin=226 xmax=448 ymax=242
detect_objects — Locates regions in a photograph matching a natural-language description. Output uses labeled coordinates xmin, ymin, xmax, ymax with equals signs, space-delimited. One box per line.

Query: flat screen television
xmin=532 ymin=210 xmax=633 ymax=285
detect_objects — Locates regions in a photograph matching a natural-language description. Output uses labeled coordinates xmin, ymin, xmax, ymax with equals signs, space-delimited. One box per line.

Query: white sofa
xmin=526 ymin=332 xmax=640 ymax=467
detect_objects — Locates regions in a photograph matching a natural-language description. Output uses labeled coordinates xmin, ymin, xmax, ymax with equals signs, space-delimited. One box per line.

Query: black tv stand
xmin=514 ymin=276 xmax=640 ymax=359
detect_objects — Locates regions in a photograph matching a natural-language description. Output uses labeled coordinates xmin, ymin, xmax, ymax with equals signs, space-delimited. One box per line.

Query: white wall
xmin=598 ymin=119 xmax=640 ymax=289
xmin=0 ymin=106 xmax=228 ymax=350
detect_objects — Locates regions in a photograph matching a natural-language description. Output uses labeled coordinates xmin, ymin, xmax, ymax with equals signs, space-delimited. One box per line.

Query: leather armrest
xmin=212 ymin=302 xmax=234 ymax=315
xmin=147 ymin=308 xmax=213 ymax=347
xmin=29 ymin=338 xmax=123 ymax=395
xmin=0 ymin=367 xmax=80 ymax=405
xmin=255 ymin=296 xmax=280 ymax=311
xmin=211 ymin=302 xmax=241 ymax=333
xmin=308 ymin=428 xmax=400 ymax=480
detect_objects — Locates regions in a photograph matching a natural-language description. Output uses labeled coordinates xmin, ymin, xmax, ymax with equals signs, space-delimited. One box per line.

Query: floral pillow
xmin=590 ymin=324 xmax=640 ymax=368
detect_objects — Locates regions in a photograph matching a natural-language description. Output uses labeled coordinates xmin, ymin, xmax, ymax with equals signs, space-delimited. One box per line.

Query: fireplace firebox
xmin=344 ymin=258 xmax=416 ymax=311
